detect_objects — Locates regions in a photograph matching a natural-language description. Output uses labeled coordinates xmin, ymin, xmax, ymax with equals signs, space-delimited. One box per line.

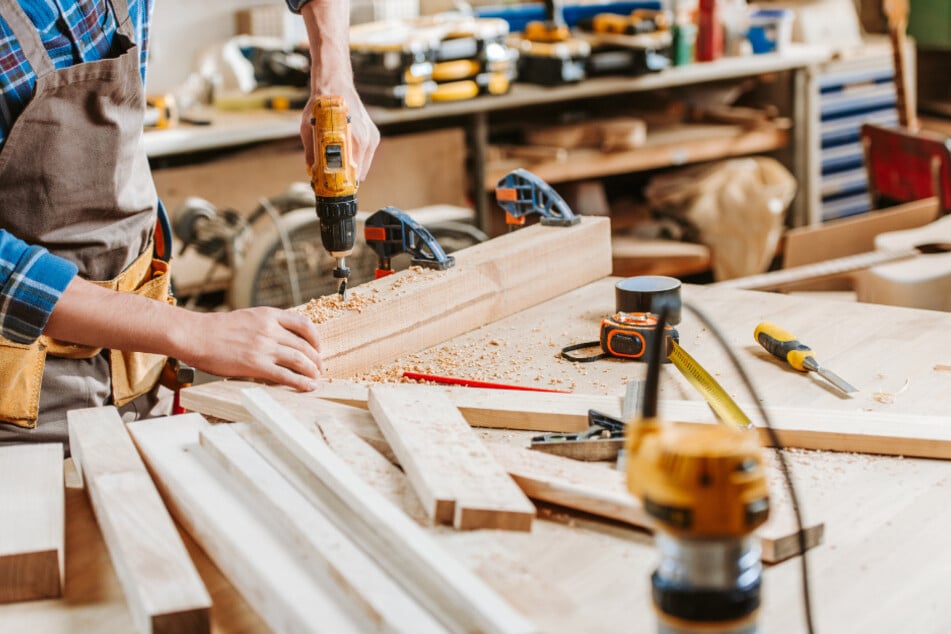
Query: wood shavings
xmin=872 ymin=378 xmax=910 ymax=404
xmin=297 ymin=291 xmax=382 ymax=324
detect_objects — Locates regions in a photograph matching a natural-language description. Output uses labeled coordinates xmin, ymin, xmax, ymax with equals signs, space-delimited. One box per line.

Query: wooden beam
xmin=67 ymin=407 xmax=211 ymax=634
xmin=368 ymin=385 xmax=535 ymax=531
xmin=127 ymin=414 xmax=366 ymax=633
xmin=240 ymin=387 xmax=536 ymax=634
xmin=487 ymin=442 xmax=824 ymax=564
xmin=0 ymin=444 xmax=63 ymax=603
xmin=306 ymin=217 xmax=612 ymax=377
xmin=198 ymin=424 xmax=443 ymax=632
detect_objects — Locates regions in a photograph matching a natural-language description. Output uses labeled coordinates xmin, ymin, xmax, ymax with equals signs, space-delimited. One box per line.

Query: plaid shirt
xmin=0 ymin=0 xmax=151 ymax=344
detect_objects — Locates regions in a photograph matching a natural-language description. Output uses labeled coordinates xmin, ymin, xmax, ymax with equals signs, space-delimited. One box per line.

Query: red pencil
xmin=401 ymin=371 xmax=571 ymax=394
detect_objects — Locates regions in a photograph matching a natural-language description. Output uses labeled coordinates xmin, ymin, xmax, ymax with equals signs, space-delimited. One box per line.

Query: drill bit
xmin=337 ymin=278 xmax=348 ymax=301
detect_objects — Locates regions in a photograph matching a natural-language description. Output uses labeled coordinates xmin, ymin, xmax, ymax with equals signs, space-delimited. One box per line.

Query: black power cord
xmin=643 ymin=299 xmax=815 ymax=634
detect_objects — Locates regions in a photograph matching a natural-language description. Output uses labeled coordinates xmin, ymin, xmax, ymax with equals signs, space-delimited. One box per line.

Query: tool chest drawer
xmin=817 ymin=46 xmax=899 ymax=221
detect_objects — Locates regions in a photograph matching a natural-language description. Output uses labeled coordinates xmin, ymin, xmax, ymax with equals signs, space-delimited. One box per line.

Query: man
xmin=0 ymin=0 xmax=379 ymax=445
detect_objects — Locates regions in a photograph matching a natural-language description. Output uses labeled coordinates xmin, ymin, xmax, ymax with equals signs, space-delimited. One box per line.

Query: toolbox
xmin=350 ymin=15 xmax=518 ymax=108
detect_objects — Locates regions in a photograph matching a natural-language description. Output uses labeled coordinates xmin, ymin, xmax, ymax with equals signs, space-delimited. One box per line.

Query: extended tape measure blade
xmin=668 ymin=341 xmax=753 ymax=430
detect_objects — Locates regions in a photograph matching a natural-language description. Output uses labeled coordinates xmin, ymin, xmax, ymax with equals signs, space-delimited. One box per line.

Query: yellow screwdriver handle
xmin=754 ymin=322 xmax=816 ymax=372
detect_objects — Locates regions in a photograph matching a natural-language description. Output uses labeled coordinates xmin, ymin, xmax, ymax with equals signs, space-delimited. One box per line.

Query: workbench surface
xmin=4 ymin=280 xmax=951 ymax=633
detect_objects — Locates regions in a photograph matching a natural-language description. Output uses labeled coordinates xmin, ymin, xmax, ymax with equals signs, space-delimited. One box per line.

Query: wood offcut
xmin=68 ymin=407 xmax=211 ymax=634
xmin=368 ymin=385 xmax=535 ymax=531
xmin=0 ymin=444 xmax=64 ymax=604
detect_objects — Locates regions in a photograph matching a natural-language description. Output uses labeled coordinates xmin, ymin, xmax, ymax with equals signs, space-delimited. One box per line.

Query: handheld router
xmin=310 ymin=95 xmax=358 ymax=299
xmin=626 ymin=302 xmax=770 ymax=634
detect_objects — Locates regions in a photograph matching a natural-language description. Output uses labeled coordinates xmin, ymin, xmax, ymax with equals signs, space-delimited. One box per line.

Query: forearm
xmin=301 ymin=0 xmax=354 ymax=93
xmin=43 ymin=276 xmax=187 ymax=357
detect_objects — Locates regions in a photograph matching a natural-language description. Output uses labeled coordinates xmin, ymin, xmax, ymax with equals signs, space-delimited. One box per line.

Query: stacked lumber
xmin=181 ymin=381 xmax=825 ymax=563
xmin=128 ymin=389 xmax=536 ymax=633
xmin=185 ymin=378 xmax=951 ymax=459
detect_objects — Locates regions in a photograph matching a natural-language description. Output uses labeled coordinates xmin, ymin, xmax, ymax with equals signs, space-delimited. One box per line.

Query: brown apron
xmin=0 ymin=0 xmax=172 ymax=445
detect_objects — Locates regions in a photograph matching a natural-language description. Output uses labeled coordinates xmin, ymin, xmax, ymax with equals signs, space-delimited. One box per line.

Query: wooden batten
xmin=0 ymin=444 xmax=64 ymax=603
xmin=368 ymin=385 xmax=535 ymax=531
xmin=67 ymin=407 xmax=211 ymax=634
xmin=240 ymin=388 xmax=537 ymax=634
xmin=128 ymin=414 xmax=366 ymax=633
xmin=488 ymin=442 xmax=824 ymax=564
xmin=198 ymin=424 xmax=443 ymax=632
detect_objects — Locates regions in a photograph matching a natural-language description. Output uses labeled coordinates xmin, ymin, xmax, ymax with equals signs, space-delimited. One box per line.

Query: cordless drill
xmin=310 ymin=95 xmax=358 ymax=300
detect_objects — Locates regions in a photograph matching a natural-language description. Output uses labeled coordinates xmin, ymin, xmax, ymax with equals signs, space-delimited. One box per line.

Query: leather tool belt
xmin=0 ymin=245 xmax=173 ymax=428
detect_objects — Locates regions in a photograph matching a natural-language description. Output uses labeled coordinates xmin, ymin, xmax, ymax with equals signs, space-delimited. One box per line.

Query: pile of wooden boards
xmin=182 ymin=380 xmax=826 ymax=564
xmin=132 ymin=390 xmax=535 ymax=633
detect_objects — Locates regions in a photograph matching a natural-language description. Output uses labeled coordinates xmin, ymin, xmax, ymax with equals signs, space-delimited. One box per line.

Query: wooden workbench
xmin=4 ymin=281 xmax=951 ymax=633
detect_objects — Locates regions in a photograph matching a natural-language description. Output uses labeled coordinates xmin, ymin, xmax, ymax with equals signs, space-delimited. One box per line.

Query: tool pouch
xmin=108 ymin=256 xmax=174 ymax=407
xmin=0 ymin=246 xmax=173 ymax=428
xmin=0 ymin=339 xmax=47 ymax=427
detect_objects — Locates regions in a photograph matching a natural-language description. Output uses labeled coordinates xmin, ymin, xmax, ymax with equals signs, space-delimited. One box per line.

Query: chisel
xmin=754 ymin=321 xmax=858 ymax=394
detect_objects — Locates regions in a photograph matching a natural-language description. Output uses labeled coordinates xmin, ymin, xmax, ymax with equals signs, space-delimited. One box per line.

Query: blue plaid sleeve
xmin=285 ymin=0 xmax=313 ymax=14
xmin=0 ymin=230 xmax=78 ymax=344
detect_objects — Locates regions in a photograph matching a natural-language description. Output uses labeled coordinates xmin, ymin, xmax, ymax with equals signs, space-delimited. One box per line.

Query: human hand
xmin=175 ymin=307 xmax=323 ymax=391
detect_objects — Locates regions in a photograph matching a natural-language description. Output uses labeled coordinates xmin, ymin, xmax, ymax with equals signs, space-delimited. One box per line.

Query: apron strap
xmin=106 ymin=0 xmax=133 ymax=38
xmin=0 ymin=0 xmax=55 ymax=77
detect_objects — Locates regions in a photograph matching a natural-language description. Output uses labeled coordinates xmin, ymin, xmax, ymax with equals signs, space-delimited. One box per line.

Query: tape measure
xmin=561 ymin=313 xmax=751 ymax=430
xmin=668 ymin=340 xmax=751 ymax=430
xmin=561 ymin=312 xmax=678 ymax=363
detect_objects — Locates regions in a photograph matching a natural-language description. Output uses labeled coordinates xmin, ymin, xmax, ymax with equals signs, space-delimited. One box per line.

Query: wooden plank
xmin=307 ymin=381 xmax=951 ymax=460
xmin=235 ymin=420 xmax=428 ymax=524
xmin=784 ymin=198 xmax=939 ymax=267
xmin=305 ymin=380 xmax=610 ymax=433
xmin=180 ymin=380 xmax=395 ymax=461
xmin=487 ymin=442 xmax=824 ymax=564
xmin=197 ymin=425 xmax=444 ymax=633
xmin=183 ymin=379 xmax=602 ymax=434
xmin=312 ymin=419 xmax=429 ymax=525
xmin=67 ymin=408 xmax=211 ymax=634
xmin=0 ymin=444 xmax=63 ymax=603
xmin=240 ymin=387 xmax=536 ymax=634
xmin=367 ymin=385 xmax=535 ymax=531
xmin=661 ymin=401 xmax=951 ymax=459
xmin=303 ymin=217 xmax=612 ymax=378
xmin=127 ymin=414 xmax=365 ymax=634
xmin=484 ymin=124 xmax=788 ymax=187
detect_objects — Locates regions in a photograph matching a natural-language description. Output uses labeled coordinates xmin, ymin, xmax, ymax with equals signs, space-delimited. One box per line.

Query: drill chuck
xmin=316 ymin=194 xmax=358 ymax=257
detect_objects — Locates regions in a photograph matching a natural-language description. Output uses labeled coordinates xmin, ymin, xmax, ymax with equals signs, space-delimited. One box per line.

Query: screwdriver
xmin=754 ymin=321 xmax=858 ymax=394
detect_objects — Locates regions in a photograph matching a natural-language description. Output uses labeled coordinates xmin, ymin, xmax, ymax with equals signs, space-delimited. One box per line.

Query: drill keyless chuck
xmin=316 ymin=195 xmax=358 ymax=255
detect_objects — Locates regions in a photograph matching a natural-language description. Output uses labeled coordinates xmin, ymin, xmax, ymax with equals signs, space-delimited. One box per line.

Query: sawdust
xmin=297 ymin=290 xmax=382 ymax=324
xmin=296 ymin=266 xmax=445 ymax=325
xmin=871 ymin=378 xmax=910 ymax=404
